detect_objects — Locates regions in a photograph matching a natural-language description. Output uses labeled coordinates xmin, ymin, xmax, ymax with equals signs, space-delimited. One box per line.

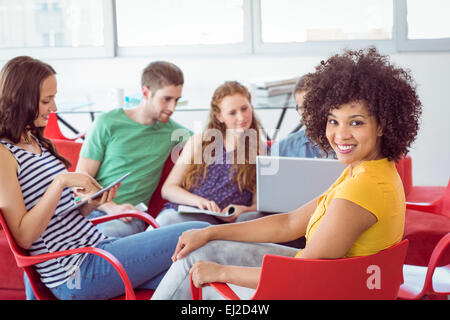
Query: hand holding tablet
xmin=88 ymin=172 xmax=130 ymax=201
xmin=61 ymin=172 xmax=130 ymax=215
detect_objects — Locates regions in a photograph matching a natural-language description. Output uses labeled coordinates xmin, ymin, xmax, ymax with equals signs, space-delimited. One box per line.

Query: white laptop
xmin=256 ymin=156 xmax=346 ymax=213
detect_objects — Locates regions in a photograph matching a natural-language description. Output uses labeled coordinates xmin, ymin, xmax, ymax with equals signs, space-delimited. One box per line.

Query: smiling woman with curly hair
xmin=303 ymin=47 xmax=422 ymax=161
xmin=152 ymin=47 xmax=423 ymax=300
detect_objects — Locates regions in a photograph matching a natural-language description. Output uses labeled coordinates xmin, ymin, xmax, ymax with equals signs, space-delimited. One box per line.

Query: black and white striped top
xmin=0 ymin=138 xmax=107 ymax=288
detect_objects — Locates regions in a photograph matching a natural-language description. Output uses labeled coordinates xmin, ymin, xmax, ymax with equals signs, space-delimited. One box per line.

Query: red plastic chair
xmin=191 ymin=240 xmax=409 ymax=300
xmin=395 ymin=156 xmax=449 ymax=267
xmin=1 ymin=138 xmax=83 ymax=298
xmin=147 ymin=149 xmax=182 ymax=219
xmin=395 ymin=156 xmax=448 ymax=217
xmin=1 ymin=138 xmax=82 ymax=299
xmin=406 ymin=179 xmax=450 ymax=218
xmin=403 ymin=208 xmax=450 ymax=267
xmin=0 ymin=209 xmax=159 ymax=300
xmin=51 ymin=138 xmax=82 ymax=172
xmin=147 ymin=155 xmax=175 ymax=219
xmin=0 ymin=229 xmax=25 ymax=299
xmin=44 ymin=113 xmax=85 ymax=141
xmin=398 ymin=232 xmax=450 ymax=300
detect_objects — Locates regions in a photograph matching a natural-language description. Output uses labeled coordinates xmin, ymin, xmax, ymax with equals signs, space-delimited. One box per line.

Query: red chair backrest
xmin=44 ymin=113 xmax=66 ymax=140
xmin=44 ymin=113 xmax=85 ymax=141
xmin=51 ymin=138 xmax=82 ymax=172
xmin=0 ymin=209 xmax=56 ymax=299
xmin=0 ymin=210 xmax=30 ymax=260
xmin=147 ymin=151 xmax=179 ymax=219
xmin=253 ymin=240 xmax=409 ymax=300
xmin=395 ymin=155 xmax=413 ymax=197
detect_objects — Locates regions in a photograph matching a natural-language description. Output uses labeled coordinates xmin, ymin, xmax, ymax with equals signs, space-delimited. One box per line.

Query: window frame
xmin=115 ymin=0 xmax=450 ymax=57
xmin=0 ymin=0 xmax=116 ymax=61
xmin=251 ymin=0 xmax=397 ymax=55
xmin=395 ymin=0 xmax=450 ymax=52
xmin=1 ymin=0 xmax=449 ymax=61
xmin=115 ymin=0 xmax=254 ymax=57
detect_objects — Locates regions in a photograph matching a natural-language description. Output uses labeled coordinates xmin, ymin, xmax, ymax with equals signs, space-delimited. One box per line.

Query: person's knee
xmin=95 ymin=221 xmax=119 ymax=237
xmin=96 ymin=219 xmax=145 ymax=238
xmin=184 ymin=239 xmax=224 ymax=265
xmin=130 ymin=219 xmax=147 ymax=233
xmin=155 ymin=210 xmax=181 ymax=226
xmin=155 ymin=214 xmax=179 ymax=226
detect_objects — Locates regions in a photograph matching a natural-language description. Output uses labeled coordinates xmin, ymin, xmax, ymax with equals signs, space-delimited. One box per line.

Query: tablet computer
xmin=61 ymin=172 xmax=130 ymax=215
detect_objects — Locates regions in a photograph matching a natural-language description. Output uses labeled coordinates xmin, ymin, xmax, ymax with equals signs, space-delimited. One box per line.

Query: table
xmin=56 ymin=93 xmax=298 ymax=141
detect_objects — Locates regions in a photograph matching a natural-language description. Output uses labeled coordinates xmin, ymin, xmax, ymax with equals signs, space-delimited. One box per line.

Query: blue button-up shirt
xmin=270 ymin=128 xmax=325 ymax=158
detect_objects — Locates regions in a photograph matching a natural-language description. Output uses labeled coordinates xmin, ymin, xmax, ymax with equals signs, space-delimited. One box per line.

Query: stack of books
xmin=251 ymin=76 xmax=299 ymax=108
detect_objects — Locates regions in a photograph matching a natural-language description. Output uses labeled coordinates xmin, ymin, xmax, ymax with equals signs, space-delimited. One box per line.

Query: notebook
xmin=256 ymin=156 xmax=346 ymax=213
xmin=178 ymin=205 xmax=236 ymax=217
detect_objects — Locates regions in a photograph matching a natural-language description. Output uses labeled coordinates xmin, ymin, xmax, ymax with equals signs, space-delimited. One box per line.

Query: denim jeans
xmin=86 ymin=209 xmax=147 ymax=238
xmin=151 ymin=240 xmax=299 ymax=300
xmin=24 ymin=273 xmax=36 ymax=300
xmin=47 ymin=221 xmax=209 ymax=300
xmin=24 ymin=210 xmax=150 ymax=300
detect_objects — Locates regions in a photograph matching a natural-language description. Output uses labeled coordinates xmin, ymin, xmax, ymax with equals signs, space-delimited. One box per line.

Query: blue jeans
xmin=86 ymin=209 xmax=147 ymax=238
xmin=24 ymin=209 xmax=151 ymax=299
xmin=46 ymin=221 xmax=208 ymax=300
xmin=24 ymin=273 xmax=36 ymax=300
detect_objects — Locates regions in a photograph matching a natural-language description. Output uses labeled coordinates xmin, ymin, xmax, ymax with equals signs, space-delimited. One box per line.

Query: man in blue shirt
xmin=271 ymin=75 xmax=326 ymax=158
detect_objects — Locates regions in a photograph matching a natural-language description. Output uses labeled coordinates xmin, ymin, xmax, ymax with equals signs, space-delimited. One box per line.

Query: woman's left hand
xmin=79 ymin=184 xmax=120 ymax=216
xmin=189 ymin=260 xmax=225 ymax=288
xmin=89 ymin=184 xmax=119 ymax=206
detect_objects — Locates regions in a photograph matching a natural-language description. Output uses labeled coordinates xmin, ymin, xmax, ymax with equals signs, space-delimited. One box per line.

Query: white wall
xmin=1 ymin=52 xmax=449 ymax=186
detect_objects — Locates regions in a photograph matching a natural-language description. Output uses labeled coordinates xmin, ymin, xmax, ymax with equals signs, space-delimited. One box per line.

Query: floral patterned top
xmin=163 ymin=147 xmax=253 ymax=211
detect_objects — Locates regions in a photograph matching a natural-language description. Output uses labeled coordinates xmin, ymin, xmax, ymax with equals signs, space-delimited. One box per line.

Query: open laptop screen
xmin=256 ymin=156 xmax=346 ymax=213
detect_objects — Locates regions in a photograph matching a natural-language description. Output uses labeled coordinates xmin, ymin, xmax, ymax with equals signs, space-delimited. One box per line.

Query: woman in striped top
xmin=0 ymin=56 xmax=208 ymax=299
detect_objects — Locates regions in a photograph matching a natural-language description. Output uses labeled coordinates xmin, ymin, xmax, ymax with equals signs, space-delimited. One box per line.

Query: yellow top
xmin=296 ymin=158 xmax=405 ymax=258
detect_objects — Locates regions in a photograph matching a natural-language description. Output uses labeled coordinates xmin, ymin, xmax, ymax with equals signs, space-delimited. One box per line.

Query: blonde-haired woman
xmin=155 ymin=81 xmax=268 ymax=226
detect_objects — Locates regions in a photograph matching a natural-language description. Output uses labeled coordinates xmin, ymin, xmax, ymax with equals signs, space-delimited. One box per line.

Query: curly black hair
xmin=302 ymin=47 xmax=422 ymax=162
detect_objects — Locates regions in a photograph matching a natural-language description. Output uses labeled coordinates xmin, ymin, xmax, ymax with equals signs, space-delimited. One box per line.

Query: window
xmin=406 ymin=0 xmax=450 ymax=40
xmin=0 ymin=0 xmax=114 ymax=60
xmin=259 ymin=0 xmax=393 ymax=43
xmin=0 ymin=0 xmax=104 ymax=48
xmin=0 ymin=0 xmax=448 ymax=60
xmin=254 ymin=0 xmax=395 ymax=54
xmin=115 ymin=0 xmax=251 ymax=56
xmin=397 ymin=0 xmax=450 ymax=51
